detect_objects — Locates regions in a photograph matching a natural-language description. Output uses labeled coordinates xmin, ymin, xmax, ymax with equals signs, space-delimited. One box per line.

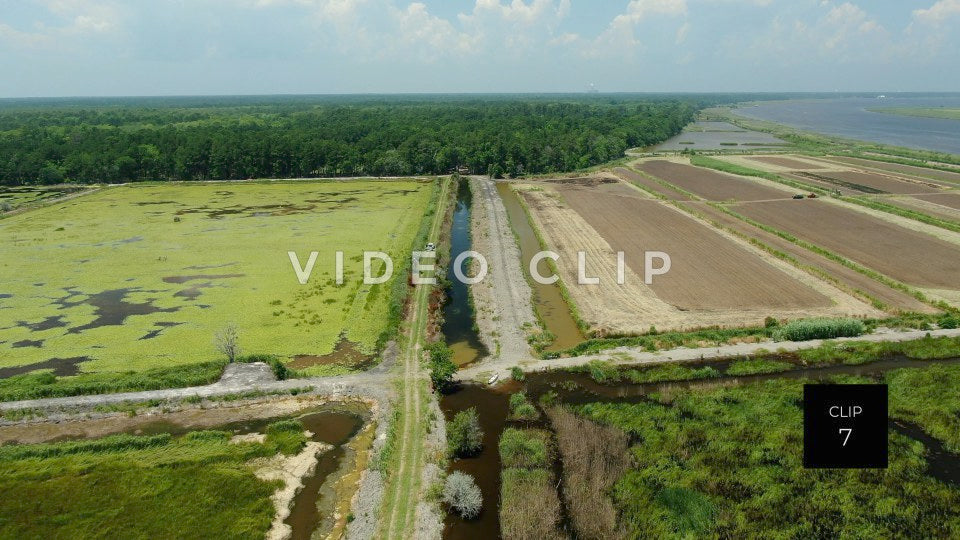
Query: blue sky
xmin=1 ymin=0 xmax=958 ymax=96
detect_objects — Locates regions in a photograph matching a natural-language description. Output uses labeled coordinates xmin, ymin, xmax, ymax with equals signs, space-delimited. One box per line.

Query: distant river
xmin=735 ymin=97 xmax=960 ymax=155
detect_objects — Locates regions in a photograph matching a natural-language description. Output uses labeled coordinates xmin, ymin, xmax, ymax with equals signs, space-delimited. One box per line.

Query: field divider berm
xmin=379 ymin=177 xmax=449 ymax=539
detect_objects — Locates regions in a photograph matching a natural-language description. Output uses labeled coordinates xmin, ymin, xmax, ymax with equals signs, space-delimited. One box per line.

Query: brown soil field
xmin=555 ymin=187 xmax=830 ymax=311
xmin=614 ymin=167 xmax=693 ymax=200
xmin=811 ymin=170 xmax=944 ymax=194
xmin=685 ymin=201 xmax=935 ymax=313
xmin=875 ymin=196 xmax=960 ymax=223
xmin=512 ymin=183 xmax=877 ymax=334
xmin=749 ymin=156 xmax=827 ymax=169
xmin=913 ymin=192 xmax=960 ymax=211
xmin=734 ymin=199 xmax=960 ymax=289
xmin=826 ymin=156 xmax=960 ymax=185
xmin=636 ymin=160 xmax=792 ymax=201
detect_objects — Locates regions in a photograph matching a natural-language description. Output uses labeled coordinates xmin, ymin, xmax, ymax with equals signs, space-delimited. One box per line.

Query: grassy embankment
xmin=0 ymin=420 xmax=308 ymax=538
xmin=579 ymin=334 xmax=960 ymax=385
xmin=868 ymin=107 xmax=960 ymax=121
xmin=498 ymin=427 xmax=564 ymax=539
xmin=574 ymin=364 xmax=960 ymax=537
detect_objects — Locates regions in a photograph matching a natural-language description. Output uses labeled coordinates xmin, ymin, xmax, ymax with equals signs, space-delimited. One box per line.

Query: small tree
xmin=447 ymin=407 xmax=483 ymax=457
xmin=427 ymin=341 xmax=456 ymax=393
xmin=0 ymin=201 xmax=11 ymax=212
xmin=443 ymin=471 xmax=482 ymax=519
xmin=215 ymin=324 xmax=241 ymax=363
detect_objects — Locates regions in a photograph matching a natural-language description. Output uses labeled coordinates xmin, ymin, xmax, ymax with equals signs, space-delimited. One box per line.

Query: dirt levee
xmin=913 ymin=193 xmax=960 ymax=211
xmin=555 ymin=186 xmax=831 ymax=311
xmin=749 ymin=156 xmax=826 ymax=169
xmin=735 ymin=199 xmax=960 ymax=289
xmin=826 ymin=157 xmax=960 ymax=185
xmin=815 ymin=170 xmax=943 ymax=194
xmin=637 ymin=160 xmax=791 ymax=201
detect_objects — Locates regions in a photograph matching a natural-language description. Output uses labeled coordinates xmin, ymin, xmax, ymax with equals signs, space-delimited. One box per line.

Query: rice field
xmin=0 ymin=180 xmax=434 ymax=377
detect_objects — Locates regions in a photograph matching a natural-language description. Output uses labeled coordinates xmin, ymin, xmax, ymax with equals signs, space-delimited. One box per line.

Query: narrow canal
xmin=442 ymin=179 xmax=487 ymax=366
xmin=495 ymin=182 xmax=584 ymax=352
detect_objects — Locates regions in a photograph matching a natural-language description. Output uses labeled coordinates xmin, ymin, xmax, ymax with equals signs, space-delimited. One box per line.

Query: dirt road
xmin=457 ymin=328 xmax=960 ymax=383
xmin=469 ymin=177 xmax=537 ymax=366
xmin=379 ymin=178 xmax=449 ymax=539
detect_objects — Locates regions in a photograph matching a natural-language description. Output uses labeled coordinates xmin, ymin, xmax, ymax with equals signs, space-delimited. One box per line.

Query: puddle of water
xmin=889 ymin=419 xmax=960 ymax=487
xmin=17 ymin=315 xmax=67 ymax=332
xmin=289 ymin=338 xmax=373 ymax=370
xmin=495 ymin=182 xmax=584 ymax=352
xmin=139 ymin=321 xmax=183 ymax=340
xmin=59 ymin=288 xmax=179 ymax=334
xmin=12 ymin=340 xmax=43 ymax=348
xmin=162 ymin=274 xmax=245 ymax=284
xmin=443 ymin=179 xmax=488 ymax=366
xmin=0 ymin=356 xmax=87 ymax=379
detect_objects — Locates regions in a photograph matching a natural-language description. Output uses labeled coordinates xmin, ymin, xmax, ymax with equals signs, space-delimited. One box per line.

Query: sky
xmin=0 ymin=0 xmax=959 ymax=97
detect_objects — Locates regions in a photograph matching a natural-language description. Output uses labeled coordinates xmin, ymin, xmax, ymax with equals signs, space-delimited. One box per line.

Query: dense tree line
xmin=0 ymin=96 xmax=704 ymax=185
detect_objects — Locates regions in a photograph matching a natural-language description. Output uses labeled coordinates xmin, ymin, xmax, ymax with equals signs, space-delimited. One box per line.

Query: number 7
xmin=839 ymin=428 xmax=853 ymax=446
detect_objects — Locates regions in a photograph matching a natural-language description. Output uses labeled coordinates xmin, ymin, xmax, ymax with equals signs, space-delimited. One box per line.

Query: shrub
xmin=499 ymin=428 xmax=550 ymax=468
xmin=443 ymin=471 xmax=482 ymax=519
xmin=773 ymin=318 xmax=865 ymax=341
xmin=726 ymin=358 xmax=793 ymax=376
xmin=508 ymin=392 xmax=539 ymax=421
xmin=939 ymin=315 xmax=959 ymax=329
xmin=265 ymin=419 xmax=306 ymax=455
xmin=447 ymin=407 xmax=483 ymax=457
xmin=510 ymin=366 xmax=525 ymax=381
xmin=587 ymin=360 xmax=620 ymax=383
xmin=426 ymin=342 xmax=456 ymax=393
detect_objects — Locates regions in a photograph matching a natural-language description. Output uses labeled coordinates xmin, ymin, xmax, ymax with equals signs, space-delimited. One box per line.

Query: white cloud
xmin=912 ymin=0 xmax=960 ymax=26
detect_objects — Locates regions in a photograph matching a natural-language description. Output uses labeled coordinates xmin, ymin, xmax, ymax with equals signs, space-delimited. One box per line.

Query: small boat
xmin=487 ymin=373 xmax=500 ymax=385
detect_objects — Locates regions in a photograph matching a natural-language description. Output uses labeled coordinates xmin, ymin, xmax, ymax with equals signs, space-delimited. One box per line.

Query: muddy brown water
xmin=443 ymin=179 xmax=488 ymax=366
xmin=440 ymin=355 xmax=960 ymax=539
xmin=495 ymin=182 xmax=584 ymax=352
xmin=290 ymin=338 xmax=374 ymax=370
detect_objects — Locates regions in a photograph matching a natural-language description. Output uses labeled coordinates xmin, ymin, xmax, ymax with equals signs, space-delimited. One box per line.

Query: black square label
xmin=803 ymin=384 xmax=887 ymax=469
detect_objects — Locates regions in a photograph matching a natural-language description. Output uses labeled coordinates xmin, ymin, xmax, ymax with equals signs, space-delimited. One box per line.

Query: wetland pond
xmin=0 ymin=404 xmax=367 ymax=540
xmin=440 ymin=355 xmax=960 ymax=539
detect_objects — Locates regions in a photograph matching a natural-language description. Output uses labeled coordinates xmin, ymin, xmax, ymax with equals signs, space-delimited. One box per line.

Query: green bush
xmin=499 ymin=428 xmax=550 ymax=469
xmin=447 ymin=407 xmax=483 ymax=457
xmin=426 ymin=342 xmax=456 ymax=393
xmin=510 ymin=366 xmax=525 ymax=381
xmin=725 ymin=358 xmax=793 ymax=376
xmin=625 ymin=364 xmax=720 ymax=384
xmin=773 ymin=318 xmax=865 ymax=341
xmin=265 ymin=419 xmax=307 ymax=455
xmin=508 ymin=392 xmax=539 ymax=421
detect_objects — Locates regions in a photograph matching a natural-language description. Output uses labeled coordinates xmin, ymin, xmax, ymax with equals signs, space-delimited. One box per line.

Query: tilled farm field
xmin=747 ymin=156 xmax=827 ymax=170
xmin=825 ymin=156 xmax=960 ymax=185
xmin=913 ymin=192 xmax=960 ymax=211
xmin=636 ymin=160 xmax=792 ymax=201
xmin=513 ymin=181 xmax=877 ymax=335
xmin=733 ymin=199 xmax=960 ymax=291
xmin=797 ymin=170 xmax=945 ymax=194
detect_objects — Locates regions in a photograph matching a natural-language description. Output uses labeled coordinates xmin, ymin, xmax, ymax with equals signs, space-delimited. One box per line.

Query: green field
xmin=870 ymin=107 xmax=960 ymax=121
xmin=0 ymin=180 xmax=434 ymax=377
xmin=576 ymin=366 xmax=960 ymax=538
xmin=0 ymin=186 xmax=88 ymax=212
xmin=0 ymin=424 xmax=307 ymax=539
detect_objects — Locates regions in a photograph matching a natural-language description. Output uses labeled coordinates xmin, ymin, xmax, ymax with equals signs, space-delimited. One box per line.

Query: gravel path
xmin=469 ymin=176 xmax=537 ymax=366
xmin=0 ymin=362 xmax=389 ymax=412
xmin=456 ymin=328 xmax=960 ymax=383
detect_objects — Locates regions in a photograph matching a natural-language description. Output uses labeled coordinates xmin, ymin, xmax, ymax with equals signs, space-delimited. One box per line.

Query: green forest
xmin=0 ymin=96 xmax=706 ymax=185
